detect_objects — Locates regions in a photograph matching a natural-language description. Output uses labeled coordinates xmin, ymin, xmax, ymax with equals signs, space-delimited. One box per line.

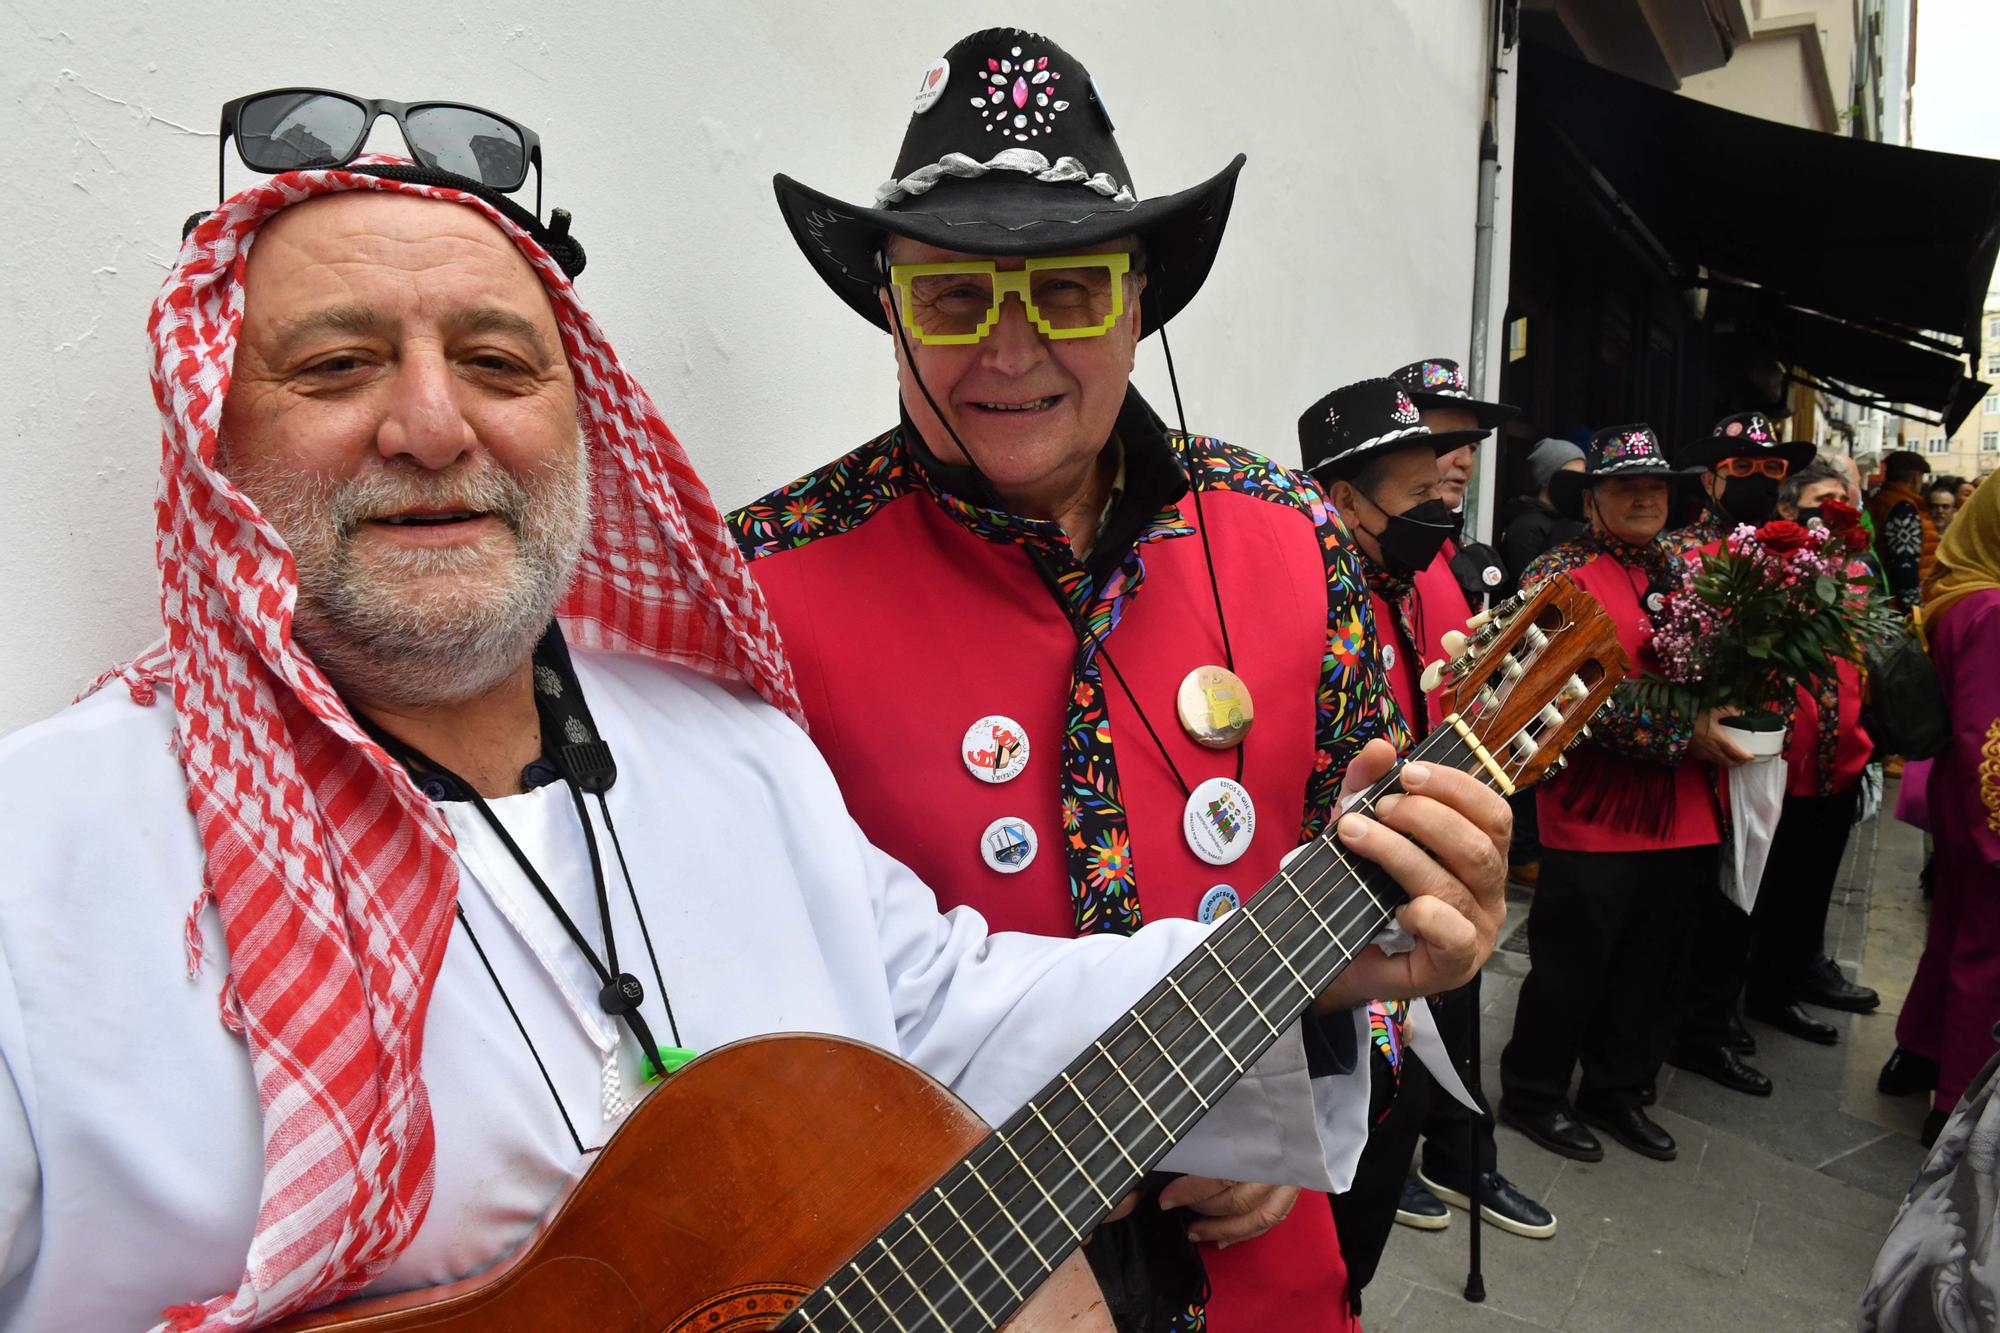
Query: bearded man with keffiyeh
xmin=0 ymin=144 xmax=1510 ymax=1331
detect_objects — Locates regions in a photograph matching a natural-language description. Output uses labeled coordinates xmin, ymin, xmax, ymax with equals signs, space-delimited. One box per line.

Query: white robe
xmin=0 ymin=650 xmax=1369 ymax=1330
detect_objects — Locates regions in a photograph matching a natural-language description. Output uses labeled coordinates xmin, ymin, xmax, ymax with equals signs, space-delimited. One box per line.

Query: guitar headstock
xmin=1422 ymin=575 xmax=1630 ymax=791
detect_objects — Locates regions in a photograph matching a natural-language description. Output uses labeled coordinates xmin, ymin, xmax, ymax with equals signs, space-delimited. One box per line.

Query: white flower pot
xmin=1720 ymin=715 xmax=1788 ymax=759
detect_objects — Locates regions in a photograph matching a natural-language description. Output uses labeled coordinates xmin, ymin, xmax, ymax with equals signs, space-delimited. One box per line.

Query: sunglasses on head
xmin=217 ymin=88 xmax=543 ymax=212
xmin=888 ymin=253 xmax=1136 ymax=346
xmin=1715 ymin=456 xmax=1789 ymax=480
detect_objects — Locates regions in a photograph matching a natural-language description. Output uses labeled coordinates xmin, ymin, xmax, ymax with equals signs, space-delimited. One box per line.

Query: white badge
xmin=913 ymin=57 xmax=951 ymax=114
xmin=1482 ymin=564 xmax=1504 ymax=587
xmin=1197 ymin=884 xmax=1242 ymax=924
xmin=1381 ymin=643 xmax=1397 ymax=671
xmin=981 ymin=816 xmax=1038 ymax=873
xmin=962 ymin=714 xmax=1030 ymax=783
xmin=1184 ymin=777 xmax=1256 ymax=866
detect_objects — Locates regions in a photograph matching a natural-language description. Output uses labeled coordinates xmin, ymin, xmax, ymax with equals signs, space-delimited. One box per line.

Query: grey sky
xmin=1913 ymin=0 xmax=2000 ymax=158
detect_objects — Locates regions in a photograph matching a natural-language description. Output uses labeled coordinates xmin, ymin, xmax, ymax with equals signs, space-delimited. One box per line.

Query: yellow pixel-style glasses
xmin=888 ymin=253 xmax=1133 ymax=346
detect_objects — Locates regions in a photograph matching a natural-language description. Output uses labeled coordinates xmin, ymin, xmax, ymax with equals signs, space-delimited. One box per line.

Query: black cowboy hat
xmin=772 ymin=28 xmax=1242 ymax=337
xmin=1681 ymin=411 xmax=1819 ymax=472
xmin=1298 ymin=378 xmax=1466 ymax=482
xmin=1390 ymin=358 xmax=1519 ymax=432
xmin=1550 ymin=423 xmax=1704 ymax=520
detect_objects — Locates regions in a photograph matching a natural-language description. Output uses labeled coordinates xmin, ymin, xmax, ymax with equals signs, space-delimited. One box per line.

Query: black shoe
xmin=1922 ymin=1108 xmax=1949 ymax=1148
xmin=1498 ymin=1100 xmax=1604 ymax=1162
xmin=1393 ymin=1176 xmax=1451 ymax=1231
xmin=1577 ymin=1101 xmax=1678 ymax=1161
xmin=1879 ymin=1046 xmax=1941 ymax=1097
xmin=1724 ymin=1011 xmax=1757 ymax=1056
xmin=1419 ymin=1167 xmax=1558 ymax=1239
xmin=1747 ymin=999 xmax=1840 ymax=1046
xmin=1638 ymin=1080 xmax=1656 ymax=1107
xmin=1798 ymin=956 xmax=1881 ymax=1013
xmin=1669 ymin=1043 xmax=1774 ymax=1097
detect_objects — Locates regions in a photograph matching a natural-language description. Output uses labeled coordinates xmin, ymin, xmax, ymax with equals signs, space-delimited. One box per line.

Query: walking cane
xmin=1464 ymin=973 xmax=1486 ymax=1302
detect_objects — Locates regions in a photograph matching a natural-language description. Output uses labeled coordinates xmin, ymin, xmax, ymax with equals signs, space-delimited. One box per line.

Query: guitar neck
xmin=782 ymin=724 xmax=1478 ymax=1332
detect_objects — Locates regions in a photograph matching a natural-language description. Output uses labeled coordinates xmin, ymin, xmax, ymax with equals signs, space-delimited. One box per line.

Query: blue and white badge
xmin=980 ymin=816 xmax=1038 ymax=874
xmin=1197 ymin=885 xmax=1242 ymax=924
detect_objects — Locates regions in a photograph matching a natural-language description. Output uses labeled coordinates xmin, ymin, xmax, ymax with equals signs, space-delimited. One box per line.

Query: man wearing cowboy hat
xmin=731 ymin=28 xmax=1512 ymax=1332
xmin=1662 ymin=415 xmax=1864 ymax=1083
xmin=1388 ymin=357 xmax=1515 ymax=609
xmin=1298 ymin=379 xmax=1557 ymax=1283
xmin=1497 ymin=426 xmax=1732 ymax=1166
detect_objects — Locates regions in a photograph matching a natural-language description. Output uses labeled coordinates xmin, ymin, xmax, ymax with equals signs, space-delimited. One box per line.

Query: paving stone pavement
xmin=1365 ymin=780 xmax=1931 ymax=1331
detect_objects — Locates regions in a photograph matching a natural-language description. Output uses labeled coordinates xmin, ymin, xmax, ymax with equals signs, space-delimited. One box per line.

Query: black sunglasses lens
xmin=236 ymin=93 xmax=369 ymax=171
xmin=403 ymin=106 xmax=528 ymax=189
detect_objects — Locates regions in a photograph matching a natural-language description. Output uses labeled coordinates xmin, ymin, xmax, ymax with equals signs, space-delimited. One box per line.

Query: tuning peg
xmin=1464 ymin=608 xmax=1495 ymax=632
xmin=1547 ymin=755 xmax=1568 ymax=774
xmin=1420 ymin=659 xmax=1446 ymax=694
xmin=1581 ymin=724 xmax=1592 ymax=740
xmin=1440 ymin=629 xmax=1470 ymax=658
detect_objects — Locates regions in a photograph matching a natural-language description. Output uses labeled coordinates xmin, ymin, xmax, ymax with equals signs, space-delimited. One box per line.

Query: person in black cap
xmin=732 ymin=28 xmax=1513 ymax=1333
xmin=1498 ymin=426 xmax=1729 ymax=1165
xmin=1389 ymin=358 xmax=1516 ymax=610
xmin=1299 ymin=379 xmax=1558 ymax=1272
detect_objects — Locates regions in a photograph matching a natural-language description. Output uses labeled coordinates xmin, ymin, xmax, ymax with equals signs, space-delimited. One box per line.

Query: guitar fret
xmin=873 ymin=1236 xmax=947 ymax=1329
xmin=1200 ymin=940 xmax=1280 ymax=1036
xmin=994 ymin=1127 xmax=1086 ymax=1243
xmin=1131 ymin=1011 xmax=1209 ymax=1108
xmin=843 ymin=1259 xmax=911 ymax=1333
xmin=1167 ymin=975 xmax=1245 ymax=1073
xmin=966 ymin=1157 xmax=1054 ymax=1270
xmin=1238 ymin=902 xmax=1316 ymax=998
xmin=1026 ymin=1100 xmax=1116 ymax=1210
xmin=1095 ymin=1039 xmax=1178 ymax=1141
xmin=898 ymin=1209 xmax=991 ymax=1327
xmin=931 ymin=1185 xmax=1025 ymax=1303
xmin=1059 ymin=1070 xmax=1146 ymax=1176
xmin=1282 ymin=865 xmax=1338 ymax=940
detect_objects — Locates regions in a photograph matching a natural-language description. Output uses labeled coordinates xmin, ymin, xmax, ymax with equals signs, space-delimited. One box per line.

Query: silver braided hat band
xmin=875 ymin=147 xmax=1137 ymax=207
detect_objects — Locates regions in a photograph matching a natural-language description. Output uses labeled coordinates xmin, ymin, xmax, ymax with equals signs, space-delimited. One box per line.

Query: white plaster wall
xmin=1 ymin=0 xmax=1512 ymax=734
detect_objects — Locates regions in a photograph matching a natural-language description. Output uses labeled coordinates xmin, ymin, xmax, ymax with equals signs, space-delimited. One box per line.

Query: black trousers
xmin=1500 ymin=845 xmax=1711 ymax=1113
xmin=1419 ymin=974 xmax=1497 ymax=1179
xmin=1328 ymin=1042 xmax=1425 ymax=1314
xmin=1677 ymin=875 xmax=1753 ymax=1049
xmin=1746 ymin=784 xmax=1861 ymax=1007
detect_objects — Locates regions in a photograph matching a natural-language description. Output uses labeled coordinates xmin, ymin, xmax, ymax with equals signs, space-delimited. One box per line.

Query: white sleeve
xmin=861 ymin=840 xmax=1370 ymax=1193
xmin=0 ymin=943 xmax=40 ymax=1307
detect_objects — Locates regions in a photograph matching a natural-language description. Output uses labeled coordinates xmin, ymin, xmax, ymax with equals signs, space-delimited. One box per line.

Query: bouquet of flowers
xmin=1637 ymin=504 xmax=1897 ymax=733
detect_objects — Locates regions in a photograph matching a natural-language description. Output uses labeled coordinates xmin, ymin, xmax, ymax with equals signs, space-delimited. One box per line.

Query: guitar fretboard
xmin=779 ymin=725 xmax=1477 ymax=1332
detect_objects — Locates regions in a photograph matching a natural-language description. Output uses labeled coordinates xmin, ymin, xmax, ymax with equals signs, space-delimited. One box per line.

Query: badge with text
xmin=1175 ymin=665 xmax=1254 ymax=750
xmin=912 ymin=56 xmax=951 ymax=114
xmin=1184 ymin=776 xmax=1257 ymax=866
xmin=962 ymin=715 xmax=1030 ymax=783
xmin=1197 ymin=884 xmax=1242 ymax=924
xmin=981 ymin=816 xmax=1038 ymax=873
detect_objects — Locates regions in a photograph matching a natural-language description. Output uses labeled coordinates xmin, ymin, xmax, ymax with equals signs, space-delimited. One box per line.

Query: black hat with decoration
xmin=1549 ymin=424 xmax=1704 ymax=519
xmin=772 ymin=28 xmax=1243 ymax=336
xmin=1682 ymin=411 xmax=1818 ymax=473
xmin=1389 ymin=357 xmax=1519 ymax=432
xmin=1298 ymin=378 xmax=1479 ymax=483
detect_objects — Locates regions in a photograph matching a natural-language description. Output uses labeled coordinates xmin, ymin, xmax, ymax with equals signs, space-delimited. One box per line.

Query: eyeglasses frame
xmin=216 ymin=87 xmax=544 ymax=214
xmin=1714 ymin=455 xmax=1790 ymax=480
xmin=888 ymin=252 xmax=1135 ymax=346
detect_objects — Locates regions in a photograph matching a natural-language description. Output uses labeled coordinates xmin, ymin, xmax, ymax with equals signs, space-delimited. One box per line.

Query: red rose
xmin=1820 ymin=498 xmax=1862 ymax=530
xmin=1755 ymin=520 xmax=1812 ymax=555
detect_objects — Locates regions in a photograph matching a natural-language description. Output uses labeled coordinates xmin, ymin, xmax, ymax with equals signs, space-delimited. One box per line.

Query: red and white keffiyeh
xmin=94 ymin=165 xmax=801 ymax=1330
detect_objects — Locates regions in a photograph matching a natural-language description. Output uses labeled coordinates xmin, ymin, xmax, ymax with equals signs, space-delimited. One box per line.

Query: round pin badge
xmin=980 ymin=816 xmax=1038 ymax=874
xmin=912 ymin=57 xmax=951 ymax=114
xmin=1175 ymin=665 xmax=1254 ymax=750
xmin=1184 ymin=776 xmax=1257 ymax=867
xmin=1197 ymin=884 xmax=1242 ymax=924
xmin=1381 ymin=643 xmax=1397 ymax=671
xmin=962 ymin=714 xmax=1030 ymax=784
xmin=1645 ymin=591 xmax=1667 ymax=614
xmin=1482 ymin=564 xmax=1504 ymax=588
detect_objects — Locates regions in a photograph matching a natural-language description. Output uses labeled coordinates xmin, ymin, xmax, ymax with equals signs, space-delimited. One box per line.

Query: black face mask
xmin=1717 ymin=474 xmax=1780 ymax=524
xmin=1361 ymin=495 xmax=1458 ymax=579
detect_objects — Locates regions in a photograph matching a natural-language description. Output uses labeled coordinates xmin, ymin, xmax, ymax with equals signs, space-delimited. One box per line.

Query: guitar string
xmin=818 ymin=722 xmax=1528 ymax=1330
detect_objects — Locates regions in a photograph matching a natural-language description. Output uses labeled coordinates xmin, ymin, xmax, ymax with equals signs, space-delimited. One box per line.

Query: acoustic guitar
xmin=279 ymin=574 xmax=1627 ymax=1332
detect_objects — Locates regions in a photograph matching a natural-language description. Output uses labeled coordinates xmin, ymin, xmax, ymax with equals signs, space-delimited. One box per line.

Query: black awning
xmin=1520 ymin=45 xmax=2000 ymax=354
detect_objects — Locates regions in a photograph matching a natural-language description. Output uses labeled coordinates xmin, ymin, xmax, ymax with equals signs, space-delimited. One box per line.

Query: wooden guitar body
xmin=278 ymin=1034 xmax=1110 ymax=1331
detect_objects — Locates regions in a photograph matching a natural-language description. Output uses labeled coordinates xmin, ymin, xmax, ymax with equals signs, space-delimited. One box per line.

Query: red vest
xmin=1365 ymin=550 xmax=1474 ymax=741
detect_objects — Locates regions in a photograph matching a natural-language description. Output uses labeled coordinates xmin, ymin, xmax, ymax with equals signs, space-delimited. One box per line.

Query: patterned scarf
xmin=90 ymin=165 xmax=801 ymax=1331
